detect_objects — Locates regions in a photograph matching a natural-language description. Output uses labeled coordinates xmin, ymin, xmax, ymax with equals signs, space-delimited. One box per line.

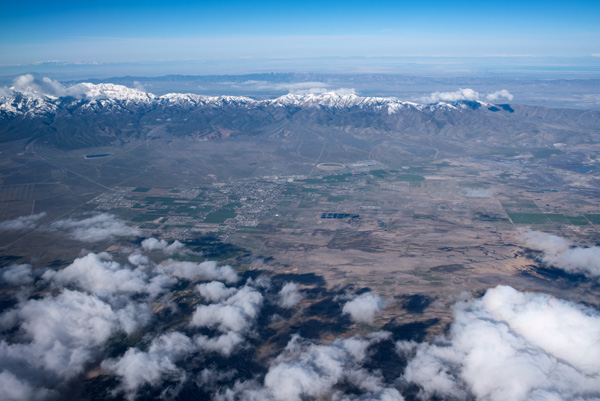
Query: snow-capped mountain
xmin=6 ymin=79 xmax=594 ymax=153
xmin=0 ymin=82 xmax=486 ymax=118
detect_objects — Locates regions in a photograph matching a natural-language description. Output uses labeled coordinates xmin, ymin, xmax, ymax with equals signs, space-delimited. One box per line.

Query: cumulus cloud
xmin=0 ymin=290 xmax=120 ymax=382
xmin=0 ymin=212 xmax=46 ymax=231
xmin=420 ymin=88 xmax=479 ymax=104
xmin=486 ymin=89 xmax=514 ymax=102
xmin=0 ymin=233 xmax=263 ymax=400
xmin=216 ymin=332 xmax=399 ymax=401
xmin=196 ymin=281 xmax=237 ymax=303
xmin=102 ymin=332 xmax=195 ymax=400
xmin=277 ymin=282 xmax=302 ymax=308
xmin=190 ymin=285 xmax=263 ymax=333
xmin=141 ymin=238 xmax=184 ymax=254
xmin=11 ymin=74 xmax=90 ymax=98
xmin=0 ymin=264 xmax=34 ymax=286
xmin=50 ymin=213 xmax=140 ymax=242
xmin=127 ymin=252 xmax=149 ymax=266
xmin=342 ymin=293 xmax=387 ymax=324
xmin=420 ymin=88 xmax=514 ymax=104
xmin=0 ymin=370 xmax=51 ymax=401
xmin=159 ymin=260 xmax=239 ymax=284
xmin=195 ymin=331 xmax=245 ymax=357
xmin=50 ymin=253 xmax=152 ymax=296
xmin=105 ymin=331 xmax=243 ymax=399
xmin=399 ymin=285 xmax=600 ymax=401
xmin=519 ymin=230 xmax=600 ymax=276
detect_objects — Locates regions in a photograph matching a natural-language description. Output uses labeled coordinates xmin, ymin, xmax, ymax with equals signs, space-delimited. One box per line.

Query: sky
xmin=1 ymin=0 xmax=600 ymax=67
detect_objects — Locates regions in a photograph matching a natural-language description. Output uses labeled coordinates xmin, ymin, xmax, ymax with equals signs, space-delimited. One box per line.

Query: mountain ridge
xmin=0 ymin=82 xmax=491 ymax=118
xmin=1 ymin=81 xmax=599 ymax=153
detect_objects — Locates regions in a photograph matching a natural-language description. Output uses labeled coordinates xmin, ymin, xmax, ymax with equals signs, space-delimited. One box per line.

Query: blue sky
xmin=1 ymin=0 xmax=600 ymax=65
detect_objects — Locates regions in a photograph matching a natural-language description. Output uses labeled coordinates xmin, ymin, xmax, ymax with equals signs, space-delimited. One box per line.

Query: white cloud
xmin=11 ymin=74 xmax=90 ymax=98
xmin=159 ymin=260 xmax=239 ymax=284
xmin=277 ymin=282 xmax=302 ymax=308
xmin=0 ymin=370 xmax=51 ymax=401
xmin=0 ymin=212 xmax=46 ymax=231
xmin=420 ymin=88 xmax=514 ymax=104
xmin=0 ymin=86 xmax=12 ymax=98
xmin=133 ymin=81 xmax=147 ymax=92
xmin=190 ymin=285 xmax=263 ymax=333
xmin=102 ymin=332 xmax=195 ymax=400
xmin=127 ymin=252 xmax=149 ymax=266
xmin=342 ymin=293 xmax=387 ymax=324
xmin=216 ymin=333 xmax=398 ymax=401
xmin=195 ymin=331 xmax=245 ymax=357
xmin=420 ymin=88 xmax=479 ymax=104
xmin=486 ymin=89 xmax=514 ymax=102
xmin=0 ymin=290 xmax=120 ymax=380
xmin=141 ymin=238 xmax=184 ymax=254
xmin=50 ymin=213 xmax=140 ymax=242
xmin=50 ymin=253 xmax=152 ymax=297
xmin=331 ymin=88 xmax=357 ymax=96
xmin=196 ymin=281 xmax=237 ymax=303
xmin=519 ymin=230 xmax=600 ymax=277
xmin=400 ymin=285 xmax=600 ymax=401
xmin=0 ymin=264 xmax=34 ymax=286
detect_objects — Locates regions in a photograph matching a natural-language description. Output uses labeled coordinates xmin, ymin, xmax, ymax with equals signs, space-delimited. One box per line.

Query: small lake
xmin=84 ymin=154 xmax=111 ymax=159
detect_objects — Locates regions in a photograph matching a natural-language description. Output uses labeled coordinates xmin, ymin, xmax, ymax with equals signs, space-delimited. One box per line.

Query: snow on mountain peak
xmin=80 ymin=83 xmax=156 ymax=103
xmin=0 ymin=77 xmax=504 ymax=118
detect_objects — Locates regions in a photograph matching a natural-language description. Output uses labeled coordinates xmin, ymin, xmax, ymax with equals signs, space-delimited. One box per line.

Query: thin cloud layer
xmin=0 ymin=212 xmax=46 ymax=231
xmin=0 ymin=264 xmax=34 ymax=286
xmin=399 ymin=285 xmax=600 ymax=401
xmin=232 ymin=80 xmax=332 ymax=94
xmin=519 ymin=230 xmax=600 ymax=276
xmin=342 ymin=292 xmax=387 ymax=324
xmin=51 ymin=213 xmax=141 ymax=242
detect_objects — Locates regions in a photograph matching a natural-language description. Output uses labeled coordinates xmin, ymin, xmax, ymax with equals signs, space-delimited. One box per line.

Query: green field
xmin=502 ymin=202 xmax=539 ymax=209
xmin=203 ymin=209 xmax=237 ymax=224
xmin=506 ymin=212 xmax=549 ymax=224
xmin=584 ymin=214 xmax=600 ymax=224
xmin=328 ymin=196 xmax=345 ymax=202
xmin=546 ymin=214 xmax=588 ymax=225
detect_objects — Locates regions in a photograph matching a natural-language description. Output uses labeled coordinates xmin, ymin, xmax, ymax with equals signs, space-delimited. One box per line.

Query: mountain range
xmin=1 ymin=83 xmax=599 ymax=152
